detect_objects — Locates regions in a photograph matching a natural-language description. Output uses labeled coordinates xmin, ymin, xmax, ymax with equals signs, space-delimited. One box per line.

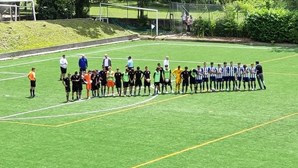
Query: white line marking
xmin=0 ymin=43 xmax=156 ymax=69
xmin=0 ymin=72 xmax=26 ymax=75
xmin=0 ymin=42 xmax=281 ymax=69
xmin=0 ymin=75 xmax=26 ymax=81
xmin=1 ymin=95 xmax=158 ymax=121
xmin=0 ymin=39 xmax=140 ymax=61
xmin=0 ymin=99 xmax=87 ymax=119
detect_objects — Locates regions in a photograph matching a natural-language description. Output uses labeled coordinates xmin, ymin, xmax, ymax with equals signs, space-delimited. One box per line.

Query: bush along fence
xmin=192 ymin=9 xmax=298 ymax=44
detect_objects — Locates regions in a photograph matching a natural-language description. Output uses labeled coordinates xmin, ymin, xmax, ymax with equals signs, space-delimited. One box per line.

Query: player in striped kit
xmin=222 ymin=62 xmax=229 ymax=91
xmin=202 ymin=62 xmax=209 ymax=92
xmin=242 ymin=64 xmax=250 ymax=90
xmin=235 ymin=63 xmax=243 ymax=91
xmin=208 ymin=62 xmax=217 ymax=91
xmin=196 ymin=65 xmax=203 ymax=93
xmin=250 ymin=63 xmax=257 ymax=90
xmin=216 ymin=63 xmax=223 ymax=91
xmin=228 ymin=61 xmax=236 ymax=91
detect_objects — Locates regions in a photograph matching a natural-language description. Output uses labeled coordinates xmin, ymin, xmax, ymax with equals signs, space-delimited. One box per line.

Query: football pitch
xmin=0 ymin=40 xmax=297 ymax=167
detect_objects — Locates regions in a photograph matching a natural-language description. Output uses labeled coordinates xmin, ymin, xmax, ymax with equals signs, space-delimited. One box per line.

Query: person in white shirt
xmin=163 ymin=56 xmax=170 ymax=69
xmin=60 ymin=55 xmax=68 ymax=80
xmin=102 ymin=54 xmax=111 ymax=70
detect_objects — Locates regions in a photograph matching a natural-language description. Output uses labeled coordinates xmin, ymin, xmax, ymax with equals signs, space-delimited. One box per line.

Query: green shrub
xmin=245 ymin=9 xmax=297 ymax=43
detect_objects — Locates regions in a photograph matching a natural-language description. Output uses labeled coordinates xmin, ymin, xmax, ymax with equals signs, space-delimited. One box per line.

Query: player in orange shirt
xmin=27 ymin=67 xmax=36 ymax=97
xmin=172 ymin=65 xmax=183 ymax=94
xmin=84 ymin=70 xmax=92 ymax=99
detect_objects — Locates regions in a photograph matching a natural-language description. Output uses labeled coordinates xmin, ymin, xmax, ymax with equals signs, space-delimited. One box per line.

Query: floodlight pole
xmin=32 ymin=0 xmax=36 ymax=21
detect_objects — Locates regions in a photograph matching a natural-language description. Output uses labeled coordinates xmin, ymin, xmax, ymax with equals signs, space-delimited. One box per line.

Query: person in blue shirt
xmin=78 ymin=54 xmax=88 ymax=72
xmin=127 ymin=56 xmax=134 ymax=70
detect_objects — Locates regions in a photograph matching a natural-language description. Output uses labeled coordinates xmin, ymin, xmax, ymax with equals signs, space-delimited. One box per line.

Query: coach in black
xmin=256 ymin=61 xmax=266 ymax=90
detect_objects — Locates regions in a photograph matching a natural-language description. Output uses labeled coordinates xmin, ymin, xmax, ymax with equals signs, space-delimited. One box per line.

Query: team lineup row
xmin=61 ymin=61 xmax=267 ymax=102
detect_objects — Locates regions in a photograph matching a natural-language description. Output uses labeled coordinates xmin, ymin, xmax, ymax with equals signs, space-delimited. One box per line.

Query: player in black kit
xmin=114 ymin=68 xmax=123 ymax=96
xmin=143 ymin=66 xmax=151 ymax=95
xmin=134 ymin=66 xmax=143 ymax=96
xmin=62 ymin=73 xmax=71 ymax=102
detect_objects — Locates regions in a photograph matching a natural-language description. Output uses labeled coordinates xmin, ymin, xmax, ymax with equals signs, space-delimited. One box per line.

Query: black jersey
xmin=99 ymin=70 xmax=107 ymax=81
xmin=114 ymin=72 xmax=122 ymax=82
xmin=63 ymin=77 xmax=70 ymax=88
xmin=143 ymin=70 xmax=151 ymax=79
xmin=128 ymin=70 xmax=135 ymax=81
xmin=71 ymin=74 xmax=80 ymax=86
xmin=135 ymin=70 xmax=143 ymax=80
xmin=181 ymin=70 xmax=190 ymax=80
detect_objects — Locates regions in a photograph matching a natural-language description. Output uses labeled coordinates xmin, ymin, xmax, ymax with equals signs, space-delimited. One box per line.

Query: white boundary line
xmin=0 ymin=43 xmax=155 ymax=69
xmin=0 ymin=41 xmax=282 ymax=69
xmin=0 ymin=38 xmax=140 ymax=61
xmin=0 ymin=72 xmax=26 ymax=75
xmin=1 ymin=95 xmax=158 ymax=121
xmin=0 ymin=75 xmax=27 ymax=81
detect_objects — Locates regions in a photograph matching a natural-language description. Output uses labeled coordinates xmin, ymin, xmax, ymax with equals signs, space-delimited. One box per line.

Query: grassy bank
xmin=0 ymin=19 xmax=135 ymax=54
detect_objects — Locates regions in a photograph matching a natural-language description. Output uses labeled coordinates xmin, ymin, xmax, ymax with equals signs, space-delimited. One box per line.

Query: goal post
xmin=99 ymin=3 xmax=159 ymax=36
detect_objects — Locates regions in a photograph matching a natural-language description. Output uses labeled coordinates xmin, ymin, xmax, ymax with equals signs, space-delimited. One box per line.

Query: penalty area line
xmin=131 ymin=112 xmax=298 ymax=168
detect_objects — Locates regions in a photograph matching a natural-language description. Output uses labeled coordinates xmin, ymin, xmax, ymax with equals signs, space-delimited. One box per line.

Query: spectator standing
xmin=102 ymin=54 xmax=111 ymax=70
xmin=78 ymin=54 xmax=88 ymax=72
xmin=127 ymin=56 xmax=134 ymax=70
xmin=59 ymin=55 xmax=68 ymax=81
xmin=163 ymin=56 xmax=170 ymax=69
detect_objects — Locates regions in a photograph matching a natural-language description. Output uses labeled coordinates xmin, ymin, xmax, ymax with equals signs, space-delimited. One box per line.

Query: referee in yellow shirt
xmin=28 ymin=67 xmax=36 ymax=97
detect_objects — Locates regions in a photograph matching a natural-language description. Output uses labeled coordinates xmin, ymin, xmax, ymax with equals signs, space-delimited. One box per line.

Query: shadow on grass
xmin=45 ymin=18 xmax=126 ymax=39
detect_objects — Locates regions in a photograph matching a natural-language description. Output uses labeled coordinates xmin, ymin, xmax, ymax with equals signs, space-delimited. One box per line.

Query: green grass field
xmin=0 ymin=40 xmax=298 ymax=167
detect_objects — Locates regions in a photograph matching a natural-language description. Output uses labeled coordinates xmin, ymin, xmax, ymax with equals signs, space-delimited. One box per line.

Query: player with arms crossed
xmin=196 ymin=65 xmax=203 ymax=93
xmin=153 ymin=67 xmax=161 ymax=95
xmin=235 ymin=63 xmax=243 ymax=91
xmin=181 ymin=66 xmax=190 ymax=94
xmin=202 ymin=62 xmax=209 ymax=92
xmin=209 ymin=62 xmax=216 ymax=91
xmin=83 ymin=70 xmax=92 ymax=99
xmin=122 ymin=67 xmax=130 ymax=96
xmin=106 ymin=66 xmax=115 ymax=96
xmin=189 ymin=68 xmax=197 ymax=93
xmin=242 ymin=64 xmax=250 ymax=91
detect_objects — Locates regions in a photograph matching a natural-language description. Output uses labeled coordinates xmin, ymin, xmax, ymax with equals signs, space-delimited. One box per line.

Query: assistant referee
xmin=28 ymin=67 xmax=36 ymax=97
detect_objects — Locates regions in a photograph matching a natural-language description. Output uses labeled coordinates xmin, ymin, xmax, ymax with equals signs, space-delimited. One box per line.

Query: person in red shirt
xmin=84 ymin=70 xmax=92 ymax=99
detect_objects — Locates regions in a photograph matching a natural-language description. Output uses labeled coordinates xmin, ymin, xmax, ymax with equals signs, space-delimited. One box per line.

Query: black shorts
xmin=203 ymin=77 xmax=208 ymax=82
xmin=243 ymin=77 xmax=250 ymax=82
xmin=216 ymin=78 xmax=223 ymax=82
xmin=135 ymin=79 xmax=142 ymax=87
xmin=72 ymin=84 xmax=78 ymax=92
xmin=196 ymin=79 xmax=202 ymax=84
xmin=30 ymin=80 xmax=36 ymax=87
xmin=229 ymin=76 xmax=235 ymax=81
xmin=101 ymin=80 xmax=107 ymax=86
xmin=129 ymin=81 xmax=134 ymax=87
xmin=182 ymin=80 xmax=189 ymax=86
xmin=210 ymin=76 xmax=216 ymax=82
xmin=80 ymin=67 xmax=86 ymax=72
xmin=237 ymin=77 xmax=242 ymax=81
xmin=250 ymin=78 xmax=256 ymax=81
xmin=144 ymin=80 xmax=150 ymax=87
xmin=223 ymin=76 xmax=229 ymax=81
xmin=123 ymin=82 xmax=129 ymax=88
xmin=78 ymin=84 xmax=83 ymax=91
xmin=65 ymin=87 xmax=70 ymax=92
xmin=92 ymin=83 xmax=98 ymax=90
xmin=190 ymin=78 xmax=196 ymax=84
xmin=115 ymin=81 xmax=122 ymax=88
xmin=60 ymin=67 xmax=67 ymax=74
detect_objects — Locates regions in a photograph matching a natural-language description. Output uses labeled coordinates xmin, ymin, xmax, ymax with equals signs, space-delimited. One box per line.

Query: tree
xmin=37 ymin=0 xmax=74 ymax=19
xmin=74 ymin=0 xmax=90 ymax=18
